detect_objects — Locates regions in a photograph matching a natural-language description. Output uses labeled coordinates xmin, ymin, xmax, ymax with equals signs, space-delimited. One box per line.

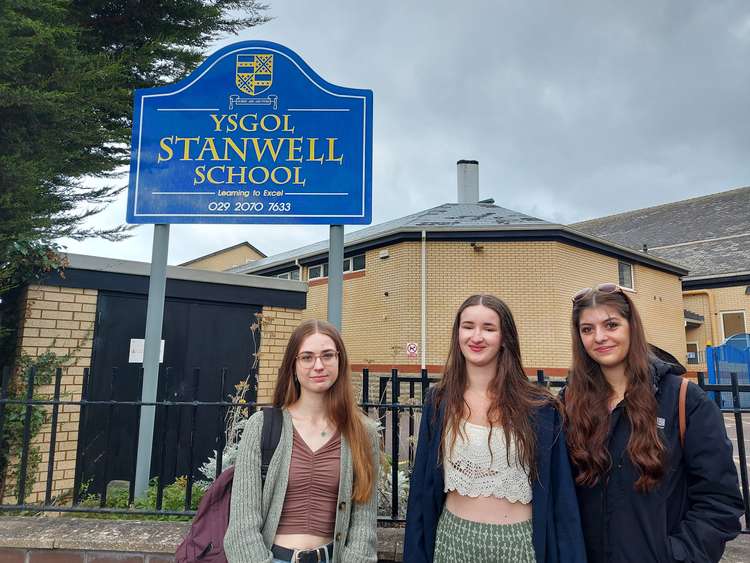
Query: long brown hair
xmin=435 ymin=294 xmax=552 ymax=482
xmin=272 ymin=319 xmax=375 ymax=503
xmin=565 ymin=288 xmax=666 ymax=492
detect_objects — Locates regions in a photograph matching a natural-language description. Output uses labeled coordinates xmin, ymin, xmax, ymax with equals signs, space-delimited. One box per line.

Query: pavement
xmin=722 ymin=532 xmax=750 ymax=562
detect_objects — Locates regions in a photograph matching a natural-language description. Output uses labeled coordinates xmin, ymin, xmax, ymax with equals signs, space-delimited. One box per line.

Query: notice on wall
xmin=128 ymin=339 xmax=165 ymax=364
xmin=406 ymin=342 xmax=418 ymax=358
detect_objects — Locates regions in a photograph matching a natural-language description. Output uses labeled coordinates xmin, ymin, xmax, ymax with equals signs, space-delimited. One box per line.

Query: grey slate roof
xmin=231 ymin=202 xmax=686 ymax=276
xmin=571 ymin=187 xmax=750 ymax=278
xmin=230 ymin=203 xmax=552 ymax=274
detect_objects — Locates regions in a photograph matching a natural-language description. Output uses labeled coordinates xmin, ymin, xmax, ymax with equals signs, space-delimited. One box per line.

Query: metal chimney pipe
xmin=457 ymin=160 xmax=479 ymax=203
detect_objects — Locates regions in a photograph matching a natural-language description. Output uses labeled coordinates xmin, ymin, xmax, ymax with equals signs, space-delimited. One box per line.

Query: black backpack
xmin=175 ymin=407 xmax=283 ymax=562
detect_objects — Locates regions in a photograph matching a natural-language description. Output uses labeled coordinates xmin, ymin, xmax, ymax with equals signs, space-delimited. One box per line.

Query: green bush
xmin=75 ymin=476 xmax=205 ymax=521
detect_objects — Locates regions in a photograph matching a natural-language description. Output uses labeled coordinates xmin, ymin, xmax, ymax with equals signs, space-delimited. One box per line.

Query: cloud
xmin=63 ymin=0 xmax=750 ymax=263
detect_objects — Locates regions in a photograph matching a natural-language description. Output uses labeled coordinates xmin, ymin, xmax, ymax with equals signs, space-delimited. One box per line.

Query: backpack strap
xmin=678 ymin=378 xmax=688 ymax=448
xmin=260 ymin=407 xmax=283 ymax=487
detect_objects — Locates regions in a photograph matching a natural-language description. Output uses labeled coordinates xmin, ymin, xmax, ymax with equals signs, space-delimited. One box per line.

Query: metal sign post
xmin=134 ymin=224 xmax=170 ymax=496
xmin=126 ymin=40 xmax=372 ymax=499
xmin=327 ymin=225 xmax=344 ymax=329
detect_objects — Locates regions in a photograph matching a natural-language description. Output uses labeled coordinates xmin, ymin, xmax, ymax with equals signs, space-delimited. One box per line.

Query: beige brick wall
xmin=683 ymin=286 xmax=750 ymax=372
xmin=713 ymin=285 xmax=750 ymax=340
xmin=183 ymin=245 xmax=264 ymax=272
xmin=3 ymin=284 xmax=96 ymax=504
xmin=256 ymin=306 xmax=303 ymax=404
xmin=301 ymin=240 xmax=686 ymax=375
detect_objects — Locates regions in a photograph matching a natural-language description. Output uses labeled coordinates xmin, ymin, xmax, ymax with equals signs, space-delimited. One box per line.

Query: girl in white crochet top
xmin=404 ymin=294 xmax=586 ymax=563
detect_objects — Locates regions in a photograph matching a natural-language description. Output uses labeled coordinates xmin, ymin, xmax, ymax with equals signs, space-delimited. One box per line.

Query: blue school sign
xmin=126 ymin=41 xmax=373 ymax=224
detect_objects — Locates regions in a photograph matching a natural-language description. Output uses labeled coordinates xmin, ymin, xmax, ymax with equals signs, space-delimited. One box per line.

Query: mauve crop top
xmin=276 ymin=426 xmax=341 ymax=537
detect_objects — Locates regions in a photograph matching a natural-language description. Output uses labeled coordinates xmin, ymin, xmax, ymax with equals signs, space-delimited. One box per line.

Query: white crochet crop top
xmin=443 ymin=420 xmax=532 ymax=503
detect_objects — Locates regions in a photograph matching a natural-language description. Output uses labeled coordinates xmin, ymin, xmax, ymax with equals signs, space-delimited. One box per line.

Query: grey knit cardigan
xmin=224 ymin=408 xmax=380 ymax=563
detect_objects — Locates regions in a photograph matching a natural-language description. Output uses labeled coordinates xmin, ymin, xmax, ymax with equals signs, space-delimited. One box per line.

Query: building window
xmin=686 ymin=342 xmax=702 ymax=365
xmin=275 ymin=270 xmax=300 ymax=281
xmin=344 ymin=254 xmax=366 ymax=273
xmin=618 ymin=261 xmax=633 ymax=289
xmin=308 ymin=254 xmax=365 ymax=280
xmin=308 ymin=263 xmax=329 ymax=280
xmin=721 ymin=311 xmax=747 ymax=343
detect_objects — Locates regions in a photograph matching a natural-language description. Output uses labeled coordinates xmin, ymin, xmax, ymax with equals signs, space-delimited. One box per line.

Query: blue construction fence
xmin=707 ymin=341 xmax=750 ymax=408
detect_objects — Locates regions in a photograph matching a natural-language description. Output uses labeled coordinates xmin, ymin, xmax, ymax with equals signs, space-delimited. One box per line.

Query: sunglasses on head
xmin=571 ymin=283 xmax=623 ymax=303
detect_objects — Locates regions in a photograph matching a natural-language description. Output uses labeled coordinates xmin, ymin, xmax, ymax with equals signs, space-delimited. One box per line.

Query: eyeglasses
xmin=571 ymin=283 xmax=622 ymax=303
xmin=296 ymin=350 xmax=339 ymax=368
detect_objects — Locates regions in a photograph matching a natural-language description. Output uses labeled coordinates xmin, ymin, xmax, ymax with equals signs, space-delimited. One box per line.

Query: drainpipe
xmin=295 ymin=259 xmax=302 ymax=280
xmin=683 ymin=290 xmax=719 ymax=345
xmin=421 ymin=230 xmax=427 ymax=369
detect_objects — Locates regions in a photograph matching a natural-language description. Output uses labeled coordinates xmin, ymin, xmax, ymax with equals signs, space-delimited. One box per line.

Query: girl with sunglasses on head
xmin=564 ymin=284 xmax=743 ymax=563
xmin=225 ymin=319 xmax=379 ymax=563
xmin=404 ymin=294 xmax=586 ymax=563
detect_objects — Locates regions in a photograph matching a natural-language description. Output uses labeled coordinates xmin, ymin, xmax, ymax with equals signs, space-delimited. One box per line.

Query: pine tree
xmin=0 ymin=0 xmax=269 ymax=348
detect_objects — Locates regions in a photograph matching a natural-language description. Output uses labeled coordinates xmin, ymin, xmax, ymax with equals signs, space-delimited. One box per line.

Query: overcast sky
xmin=62 ymin=0 xmax=750 ymax=265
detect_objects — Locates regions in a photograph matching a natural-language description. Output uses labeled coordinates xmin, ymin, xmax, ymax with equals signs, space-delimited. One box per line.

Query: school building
xmin=572 ymin=186 xmax=750 ymax=374
xmin=218 ymin=162 xmax=691 ymax=377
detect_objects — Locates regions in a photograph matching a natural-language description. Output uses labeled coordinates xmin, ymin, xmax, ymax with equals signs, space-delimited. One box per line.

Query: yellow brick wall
xmin=183 ymin=245 xmax=264 ymax=272
xmin=303 ymin=243 xmax=424 ymax=366
xmin=713 ymin=285 xmax=750 ymax=340
xmin=302 ymin=240 xmax=686 ymax=374
xmin=3 ymin=284 xmax=96 ymax=504
xmin=554 ymin=245 xmax=686 ymax=366
xmin=256 ymin=306 xmax=303 ymax=404
xmin=683 ymin=286 xmax=750 ymax=372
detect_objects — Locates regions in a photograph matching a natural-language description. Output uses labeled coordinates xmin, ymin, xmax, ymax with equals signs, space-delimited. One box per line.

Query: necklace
xmin=321 ymin=430 xmax=329 ymax=438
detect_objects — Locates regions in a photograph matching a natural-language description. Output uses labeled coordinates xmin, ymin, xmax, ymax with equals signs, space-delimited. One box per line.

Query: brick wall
xmin=3 ymin=284 xmax=97 ymax=504
xmin=302 ymin=240 xmax=686 ymax=374
xmin=684 ymin=286 xmax=750 ymax=372
xmin=255 ymin=305 xmax=303 ymax=404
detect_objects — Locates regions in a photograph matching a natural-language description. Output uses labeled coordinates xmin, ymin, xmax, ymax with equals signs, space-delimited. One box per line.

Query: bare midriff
xmin=273 ymin=532 xmax=333 ymax=551
xmin=445 ymin=490 xmax=532 ymax=524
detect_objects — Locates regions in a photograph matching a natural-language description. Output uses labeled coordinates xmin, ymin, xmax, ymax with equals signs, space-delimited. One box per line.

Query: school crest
xmin=235 ymin=54 xmax=273 ymax=96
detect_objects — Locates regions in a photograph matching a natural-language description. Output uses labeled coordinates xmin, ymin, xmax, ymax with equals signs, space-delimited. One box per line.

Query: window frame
xmin=617 ymin=261 xmax=634 ymax=290
xmin=720 ymin=310 xmax=747 ymax=343
xmin=307 ymin=254 xmax=365 ymax=280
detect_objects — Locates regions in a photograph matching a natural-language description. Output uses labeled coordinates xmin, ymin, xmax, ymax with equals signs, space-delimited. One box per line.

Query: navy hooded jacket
xmin=570 ymin=358 xmax=743 ymax=563
xmin=404 ymin=388 xmax=587 ymax=563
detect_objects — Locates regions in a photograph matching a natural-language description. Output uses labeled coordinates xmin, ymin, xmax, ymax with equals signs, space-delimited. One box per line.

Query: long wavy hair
xmin=272 ymin=319 xmax=375 ymax=503
xmin=565 ymin=288 xmax=666 ymax=492
xmin=435 ymin=294 xmax=552 ymax=482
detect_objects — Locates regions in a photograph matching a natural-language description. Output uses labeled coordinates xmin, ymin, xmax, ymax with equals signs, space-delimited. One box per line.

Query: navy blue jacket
xmin=404 ymin=388 xmax=587 ymax=563
xmin=570 ymin=358 xmax=743 ymax=563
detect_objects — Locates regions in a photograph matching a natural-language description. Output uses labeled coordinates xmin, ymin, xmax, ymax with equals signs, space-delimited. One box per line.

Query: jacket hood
xmin=649 ymin=354 xmax=686 ymax=392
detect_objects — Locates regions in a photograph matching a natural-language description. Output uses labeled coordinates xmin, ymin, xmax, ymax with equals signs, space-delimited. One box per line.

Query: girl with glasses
xmin=225 ymin=319 xmax=379 ymax=563
xmin=564 ymin=284 xmax=743 ymax=562
xmin=404 ymin=294 xmax=586 ymax=562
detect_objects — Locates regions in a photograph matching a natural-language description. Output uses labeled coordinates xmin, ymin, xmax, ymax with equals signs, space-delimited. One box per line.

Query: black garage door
xmin=76 ymin=291 xmax=260 ymax=498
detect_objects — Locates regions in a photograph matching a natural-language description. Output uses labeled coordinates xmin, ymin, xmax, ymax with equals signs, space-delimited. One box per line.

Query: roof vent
xmin=457 ymin=160 xmax=479 ymax=204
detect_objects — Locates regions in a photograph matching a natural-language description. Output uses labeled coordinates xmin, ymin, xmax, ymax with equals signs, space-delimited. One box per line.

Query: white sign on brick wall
xmin=406 ymin=342 xmax=418 ymax=358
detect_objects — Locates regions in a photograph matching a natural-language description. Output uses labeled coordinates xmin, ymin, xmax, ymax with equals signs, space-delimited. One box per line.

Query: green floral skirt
xmin=434 ymin=508 xmax=536 ymax=562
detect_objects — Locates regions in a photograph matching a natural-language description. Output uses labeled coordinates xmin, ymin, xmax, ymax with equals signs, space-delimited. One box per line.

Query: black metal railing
xmin=697 ymin=371 xmax=750 ymax=533
xmin=1 ymin=365 xmax=747 ymax=530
